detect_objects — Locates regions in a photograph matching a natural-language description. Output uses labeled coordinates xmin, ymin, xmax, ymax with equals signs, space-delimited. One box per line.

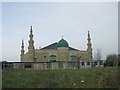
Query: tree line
xmin=104 ymin=54 xmax=120 ymax=66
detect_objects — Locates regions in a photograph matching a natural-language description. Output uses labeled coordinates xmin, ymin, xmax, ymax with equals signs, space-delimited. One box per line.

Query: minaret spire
xmin=87 ymin=31 xmax=92 ymax=51
xmin=87 ymin=31 xmax=92 ymax=59
xmin=28 ymin=25 xmax=34 ymax=50
xmin=28 ymin=26 xmax=35 ymax=61
xmin=22 ymin=39 xmax=24 ymax=47
xmin=20 ymin=39 xmax=25 ymax=62
xmin=30 ymin=26 xmax=32 ymax=34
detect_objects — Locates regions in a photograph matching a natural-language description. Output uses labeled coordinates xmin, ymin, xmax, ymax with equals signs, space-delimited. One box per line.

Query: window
xmin=4 ymin=63 xmax=13 ymax=69
xmin=49 ymin=55 xmax=56 ymax=62
xmin=24 ymin=63 xmax=32 ymax=68
xmin=94 ymin=62 xmax=97 ymax=65
xmin=87 ymin=62 xmax=90 ymax=65
xmin=100 ymin=61 xmax=103 ymax=65
xmin=81 ymin=62 xmax=85 ymax=66
xmin=69 ymin=55 xmax=77 ymax=61
xmin=44 ymin=55 xmax=47 ymax=58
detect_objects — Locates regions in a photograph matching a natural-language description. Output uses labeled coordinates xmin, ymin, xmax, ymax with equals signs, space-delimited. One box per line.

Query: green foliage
xmin=118 ymin=54 xmax=120 ymax=66
xmin=105 ymin=54 xmax=118 ymax=66
xmin=2 ymin=67 xmax=120 ymax=88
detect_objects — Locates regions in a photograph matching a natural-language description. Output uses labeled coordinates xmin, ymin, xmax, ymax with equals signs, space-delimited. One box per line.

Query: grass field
xmin=2 ymin=67 xmax=120 ymax=88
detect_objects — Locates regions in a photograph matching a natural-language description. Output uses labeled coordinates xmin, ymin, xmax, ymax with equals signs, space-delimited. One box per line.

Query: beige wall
xmin=12 ymin=60 xmax=93 ymax=70
xmin=22 ymin=47 xmax=92 ymax=62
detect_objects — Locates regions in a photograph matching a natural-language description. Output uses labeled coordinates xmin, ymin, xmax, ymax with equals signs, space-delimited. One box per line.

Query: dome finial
xmin=57 ymin=36 xmax=69 ymax=47
xmin=62 ymin=35 xmax=63 ymax=39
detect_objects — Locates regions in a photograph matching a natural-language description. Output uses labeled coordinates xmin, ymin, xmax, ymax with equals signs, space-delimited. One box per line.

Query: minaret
xmin=28 ymin=26 xmax=35 ymax=62
xmin=20 ymin=39 xmax=25 ymax=62
xmin=87 ymin=31 xmax=92 ymax=59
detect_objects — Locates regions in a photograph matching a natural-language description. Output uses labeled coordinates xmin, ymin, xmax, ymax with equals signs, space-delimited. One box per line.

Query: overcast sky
xmin=1 ymin=2 xmax=118 ymax=62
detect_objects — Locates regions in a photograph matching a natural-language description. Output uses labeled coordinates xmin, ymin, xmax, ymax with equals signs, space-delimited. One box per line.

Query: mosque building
xmin=18 ymin=26 xmax=93 ymax=69
xmin=1 ymin=26 xmax=104 ymax=70
xmin=20 ymin=26 xmax=92 ymax=63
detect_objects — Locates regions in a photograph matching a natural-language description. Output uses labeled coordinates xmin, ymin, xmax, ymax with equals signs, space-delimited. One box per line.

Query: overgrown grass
xmin=2 ymin=67 xmax=120 ymax=88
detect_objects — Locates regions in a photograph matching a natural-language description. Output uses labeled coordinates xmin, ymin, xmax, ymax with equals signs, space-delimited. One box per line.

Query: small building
xmin=93 ymin=60 xmax=104 ymax=67
xmin=2 ymin=61 xmax=94 ymax=70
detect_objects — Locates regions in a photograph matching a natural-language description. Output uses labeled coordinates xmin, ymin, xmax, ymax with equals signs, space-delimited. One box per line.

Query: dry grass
xmin=2 ymin=67 xmax=120 ymax=88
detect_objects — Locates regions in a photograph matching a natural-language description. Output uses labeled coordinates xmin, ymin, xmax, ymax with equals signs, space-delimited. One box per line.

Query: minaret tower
xmin=87 ymin=31 xmax=92 ymax=60
xmin=28 ymin=26 xmax=35 ymax=62
xmin=20 ymin=39 xmax=25 ymax=62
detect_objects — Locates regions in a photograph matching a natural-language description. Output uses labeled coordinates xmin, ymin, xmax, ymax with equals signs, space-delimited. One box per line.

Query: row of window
xmin=43 ymin=62 xmax=90 ymax=68
xmin=46 ymin=62 xmax=91 ymax=69
xmin=43 ymin=55 xmax=80 ymax=61
xmin=81 ymin=62 xmax=91 ymax=65
xmin=2 ymin=61 xmax=102 ymax=69
xmin=47 ymin=62 xmax=64 ymax=69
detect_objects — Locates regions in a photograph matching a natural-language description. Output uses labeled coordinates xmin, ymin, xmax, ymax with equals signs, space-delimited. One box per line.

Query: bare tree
xmin=96 ymin=48 xmax=102 ymax=60
xmin=105 ymin=54 xmax=118 ymax=66
xmin=94 ymin=48 xmax=102 ymax=60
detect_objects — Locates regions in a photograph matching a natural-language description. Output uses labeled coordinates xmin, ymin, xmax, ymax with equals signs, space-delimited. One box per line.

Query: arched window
xmin=49 ymin=55 xmax=56 ymax=62
xmin=69 ymin=55 xmax=77 ymax=61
